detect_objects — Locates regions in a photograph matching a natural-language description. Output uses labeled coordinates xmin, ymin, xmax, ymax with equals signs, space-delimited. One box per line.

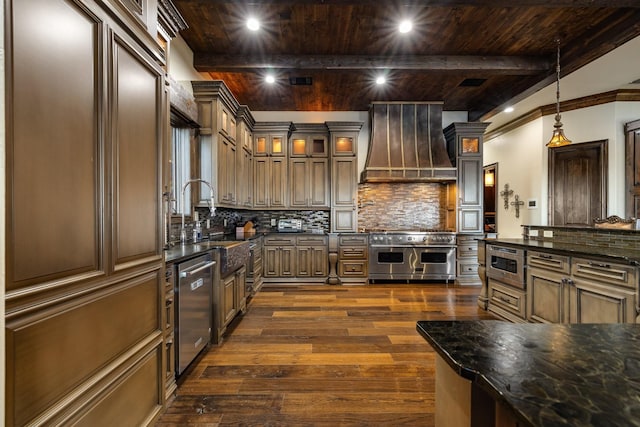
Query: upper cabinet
xmin=254 ymin=129 xmax=288 ymax=157
xmin=290 ymin=125 xmax=329 ymax=157
xmin=192 ymin=81 xmax=246 ymax=208
xmin=444 ymin=122 xmax=490 ymax=233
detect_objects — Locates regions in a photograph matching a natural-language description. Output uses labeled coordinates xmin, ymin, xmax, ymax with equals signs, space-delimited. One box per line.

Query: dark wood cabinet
xmin=5 ymin=0 xmax=171 ymax=424
xmin=444 ymin=123 xmax=489 ymax=234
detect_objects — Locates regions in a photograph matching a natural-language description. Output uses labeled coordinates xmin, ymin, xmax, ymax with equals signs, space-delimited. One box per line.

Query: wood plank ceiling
xmin=172 ymin=0 xmax=640 ymax=120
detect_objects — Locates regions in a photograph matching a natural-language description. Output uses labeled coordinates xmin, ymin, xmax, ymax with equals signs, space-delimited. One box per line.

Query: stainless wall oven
xmin=368 ymin=231 xmax=456 ymax=282
xmin=486 ymin=244 xmax=525 ymax=288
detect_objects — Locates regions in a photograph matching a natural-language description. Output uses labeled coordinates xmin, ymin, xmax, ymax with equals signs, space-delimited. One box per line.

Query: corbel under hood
xmin=361 ymin=102 xmax=455 ymax=183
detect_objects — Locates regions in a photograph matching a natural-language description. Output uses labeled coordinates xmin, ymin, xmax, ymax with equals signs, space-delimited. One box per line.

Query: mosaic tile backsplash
xmin=357 ymin=182 xmax=449 ymax=231
xmin=524 ymin=225 xmax=640 ymax=250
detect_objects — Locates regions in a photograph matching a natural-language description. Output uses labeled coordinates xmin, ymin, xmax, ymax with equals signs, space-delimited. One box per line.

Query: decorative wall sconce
xmin=484 ymin=170 xmax=495 ymax=187
xmin=511 ymin=195 xmax=525 ymax=218
xmin=499 ymin=183 xmax=513 ymax=210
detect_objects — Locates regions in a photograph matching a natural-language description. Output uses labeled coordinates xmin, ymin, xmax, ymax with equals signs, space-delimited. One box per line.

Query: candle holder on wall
xmin=499 ymin=183 xmax=513 ymax=210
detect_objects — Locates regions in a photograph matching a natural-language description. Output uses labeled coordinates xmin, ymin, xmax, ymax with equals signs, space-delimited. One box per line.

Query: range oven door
xmin=369 ymin=246 xmax=456 ymax=281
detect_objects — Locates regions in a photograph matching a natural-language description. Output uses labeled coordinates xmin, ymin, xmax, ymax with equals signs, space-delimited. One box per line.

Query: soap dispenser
xmin=193 ymin=221 xmax=202 ymax=242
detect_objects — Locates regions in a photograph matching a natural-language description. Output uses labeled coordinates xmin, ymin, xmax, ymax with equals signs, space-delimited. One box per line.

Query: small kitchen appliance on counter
xmin=277 ymin=219 xmax=303 ymax=233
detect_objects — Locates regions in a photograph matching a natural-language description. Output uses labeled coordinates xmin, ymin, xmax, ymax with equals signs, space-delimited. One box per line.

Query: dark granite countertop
xmin=417 ymin=320 xmax=640 ymax=427
xmin=165 ymin=240 xmax=250 ymax=264
xmin=483 ymin=238 xmax=640 ymax=266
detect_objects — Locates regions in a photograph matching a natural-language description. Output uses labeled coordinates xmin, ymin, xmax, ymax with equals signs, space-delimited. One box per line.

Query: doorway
xmin=483 ymin=163 xmax=498 ymax=234
xmin=548 ymin=140 xmax=607 ymax=226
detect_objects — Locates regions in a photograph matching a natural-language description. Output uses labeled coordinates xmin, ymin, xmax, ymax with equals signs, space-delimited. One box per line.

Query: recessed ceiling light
xmin=399 ymin=20 xmax=412 ymax=34
xmin=247 ymin=17 xmax=260 ymax=31
xmin=504 ymin=106 xmax=514 ymax=113
xmin=265 ymin=75 xmax=275 ymax=84
xmin=376 ymin=76 xmax=386 ymax=85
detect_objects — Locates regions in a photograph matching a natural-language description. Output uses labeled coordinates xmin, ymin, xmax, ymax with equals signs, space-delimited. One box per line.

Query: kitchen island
xmin=416 ymin=320 xmax=640 ymax=427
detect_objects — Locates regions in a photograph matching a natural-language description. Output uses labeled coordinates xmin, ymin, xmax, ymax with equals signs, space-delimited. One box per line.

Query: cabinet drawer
xmin=571 ymin=257 xmax=636 ymax=289
xmin=338 ymin=260 xmax=367 ymax=277
xmin=457 ymin=243 xmax=478 ymax=256
xmin=488 ymin=279 xmax=526 ymax=319
xmin=339 ymin=247 xmax=367 ymax=259
xmin=297 ymin=235 xmax=328 ymax=246
xmin=338 ymin=234 xmax=368 ymax=246
xmin=528 ymin=251 xmax=570 ymax=274
xmin=264 ymin=236 xmax=297 ymax=246
xmin=457 ymin=260 xmax=478 ymax=276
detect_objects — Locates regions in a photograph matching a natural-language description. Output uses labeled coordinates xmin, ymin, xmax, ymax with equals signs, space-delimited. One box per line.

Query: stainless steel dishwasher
xmin=175 ymin=250 xmax=217 ymax=376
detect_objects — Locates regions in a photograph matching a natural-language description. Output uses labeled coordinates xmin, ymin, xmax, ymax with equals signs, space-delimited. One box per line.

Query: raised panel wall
xmin=9 ymin=0 xmax=103 ymax=290
xmin=112 ymin=34 xmax=162 ymax=268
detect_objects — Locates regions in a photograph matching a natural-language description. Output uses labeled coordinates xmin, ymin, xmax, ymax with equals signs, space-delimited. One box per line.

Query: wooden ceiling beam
xmin=193 ymin=54 xmax=551 ymax=74
xmin=180 ymin=0 xmax=640 ymax=7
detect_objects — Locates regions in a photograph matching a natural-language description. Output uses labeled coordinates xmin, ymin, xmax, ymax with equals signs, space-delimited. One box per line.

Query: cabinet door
xmin=332 ymin=208 xmax=357 ymax=233
xmin=227 ymin=140 xmax=237 ymax=205
xmin=237 ymin=147 xmax=252 ymax=208
xmin=270 ymin=157 xmax=287 ymax=208
xmin=222 ymin=274 xmax=237 ymax=325
xmin=458 ymin=157 xmax=482 ymax=232
xmin=527 ymin=267 xmax=567 ymax=324
xmin=569 ymin=279 xmax=636 ymax=324
xmin=253 ymin=157 xmax=269 ymax=208
xmin=296 ymin=246 xmax=312 ymax=277
xmin=310 ymin=159 xmax=329 ymax=207
xmin=311 ymin=246 xmax=328 ymax=277
xmin=289 ymin=159 xmax=309 ymax=208
xmin=332 ymin=157 xmax=357 ymax=206
xmin=280 ymin=247 xmax=296 ymax=277
xmin=235 ymin=267 xmax=247 ymax=313
xmin=263 ymin=246 xmax=280 ymax=277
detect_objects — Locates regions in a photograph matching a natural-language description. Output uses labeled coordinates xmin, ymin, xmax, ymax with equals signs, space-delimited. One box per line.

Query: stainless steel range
xmin=368 ymin=230 xmax=457 ymax=282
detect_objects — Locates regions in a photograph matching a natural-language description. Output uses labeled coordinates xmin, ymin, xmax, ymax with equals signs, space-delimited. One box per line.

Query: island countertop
xmin=416 ymin=320 xmax=640 ymax=427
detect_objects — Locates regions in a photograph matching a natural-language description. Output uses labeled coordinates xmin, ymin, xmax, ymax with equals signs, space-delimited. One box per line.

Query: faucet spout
xmin=181 ymin=179 xmax=215 ymax=245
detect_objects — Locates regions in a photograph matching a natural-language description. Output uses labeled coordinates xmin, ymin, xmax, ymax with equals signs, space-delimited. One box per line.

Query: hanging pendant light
xmin=546 ymin=39 xmax=572 ymax=148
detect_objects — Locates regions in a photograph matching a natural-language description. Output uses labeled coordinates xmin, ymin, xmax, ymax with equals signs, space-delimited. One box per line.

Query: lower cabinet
xmin=521 ymin=250 xmax=638 ymax=325
xmin=456 ymin=234 xmax=481 ymax=285
xmin=527 ymin=251 xmax=571 ymax=324
xmin=337 ymin=233 xmax=368 ymax=283
xmin=569 ymin=258 xmax=637 ymax=324
xmin=213 ymin=266 xmax=247 ymax=344
xmin=263 ymin=234 xmax=328 ymax=282
xmin=487 ymin=278 xmax=527 ymax=323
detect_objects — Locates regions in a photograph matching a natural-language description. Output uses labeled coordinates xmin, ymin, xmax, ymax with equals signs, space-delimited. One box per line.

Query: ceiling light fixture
xmin=546 ymin=39 xmax=571 ymax=148
xmin=399 ymin=20 xmax=412 ymax=34
xmin=504 ymin=106 xmax=514 ymax=113
xmin=265 ymin=75 xmax=275 ymax=84
xmin=375 ymin=76 xmax=386 ymax=85
xmin=247 ymin=17 xmax=260 ymax=31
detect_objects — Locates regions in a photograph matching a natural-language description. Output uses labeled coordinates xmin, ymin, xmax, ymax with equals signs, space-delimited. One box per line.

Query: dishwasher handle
xmin=179 ymin=260 xmax=216 ymax=278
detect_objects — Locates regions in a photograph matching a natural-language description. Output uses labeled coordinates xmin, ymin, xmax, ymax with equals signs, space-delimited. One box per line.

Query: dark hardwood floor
xmin=156 ymin=284 xmax=497 ymax=426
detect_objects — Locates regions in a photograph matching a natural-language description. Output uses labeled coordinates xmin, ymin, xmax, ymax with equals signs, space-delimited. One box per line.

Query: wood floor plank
xmin=156 ymin=283 xmax=498 ymax=426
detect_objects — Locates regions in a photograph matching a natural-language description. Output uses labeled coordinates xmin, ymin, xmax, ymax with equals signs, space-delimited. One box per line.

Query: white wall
xmin=484 ymin=119 xmax=545 ymax=238
xmin=168 ymin=35 xmax=208 ymax=92
xmin=485 ymin=101 xmax=640 ymax=238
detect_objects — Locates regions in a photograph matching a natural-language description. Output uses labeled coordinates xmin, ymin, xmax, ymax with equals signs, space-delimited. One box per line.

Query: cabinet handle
xmin=499 ymin=296 xmax=510 ymax=303
xmin=538 ymin=254 xmax=553 ymax=259
xmin=588 ymin=261 xmax=611 ymax=269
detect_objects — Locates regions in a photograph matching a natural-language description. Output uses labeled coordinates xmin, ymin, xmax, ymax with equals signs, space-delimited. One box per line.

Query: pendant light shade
xmin=546 ymin=39 xmax=571 ymax=148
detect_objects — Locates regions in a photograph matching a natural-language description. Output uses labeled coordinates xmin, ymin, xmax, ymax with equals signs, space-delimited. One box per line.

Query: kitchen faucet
xmin=181 ymin=179 xmax=215 ymax=245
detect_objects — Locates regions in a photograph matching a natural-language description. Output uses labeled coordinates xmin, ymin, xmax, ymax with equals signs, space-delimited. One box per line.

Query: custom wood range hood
xmin=361 ymin=102 xmax=456 ymax=183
